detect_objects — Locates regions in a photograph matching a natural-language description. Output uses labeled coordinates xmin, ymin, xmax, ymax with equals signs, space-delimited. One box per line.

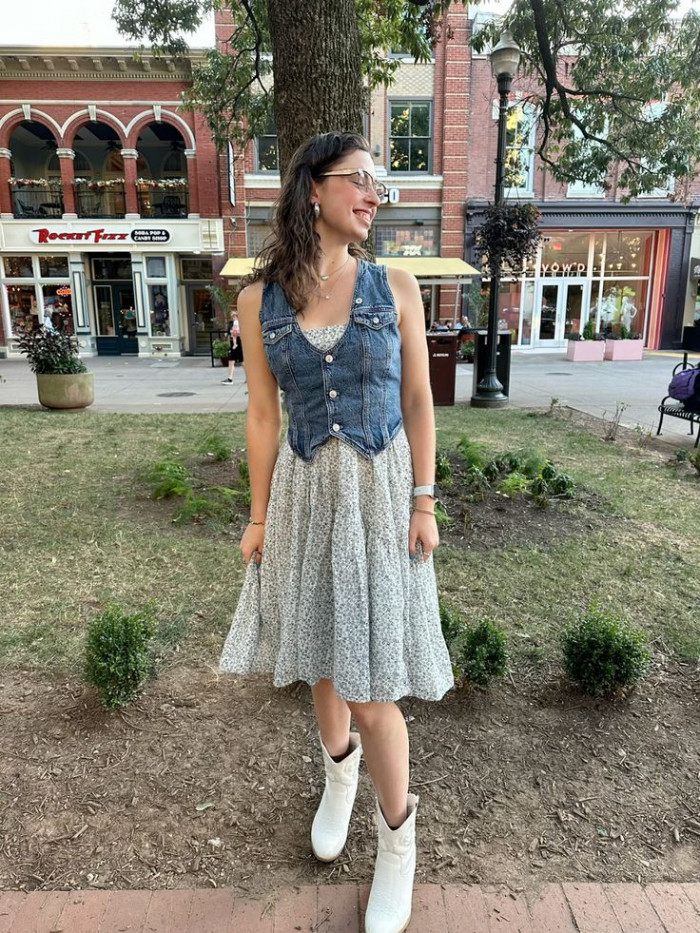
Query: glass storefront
xmin=484 ymin=230 xmax=656 ymax=348
xmin=2 ymin=254 xmax=74 ymax=335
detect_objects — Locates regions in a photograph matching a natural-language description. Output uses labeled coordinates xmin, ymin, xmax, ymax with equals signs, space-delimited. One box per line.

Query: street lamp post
xmin=471 ymin=29 xmax=521 ymax=409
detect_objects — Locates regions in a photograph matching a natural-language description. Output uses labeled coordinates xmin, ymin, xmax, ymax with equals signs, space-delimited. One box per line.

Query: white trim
xmin=62 ymin=108 xmax=127 ymax=138
xmin=243 ymin=173 xmax=280 ymax=189
xmin=0 ymin=100 xmax=186 ymax=106
xmin=124 ymin=109 xmax=195 ymax=150
xmin=0 ymin=107 xmax=63 ymax=138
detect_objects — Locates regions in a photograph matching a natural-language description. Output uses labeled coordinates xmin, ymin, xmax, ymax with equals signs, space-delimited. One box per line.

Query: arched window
xmin=163 ymin=150 xmax=186 ymax=177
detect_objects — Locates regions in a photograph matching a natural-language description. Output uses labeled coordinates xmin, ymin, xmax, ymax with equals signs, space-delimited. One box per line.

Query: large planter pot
xmin=566 ymin=340 xmax=605 ymax=362
xmin=36 ymin=372 xmax=94 ymax=410
xmin=604 ymin=339 xmax=644 ymax=361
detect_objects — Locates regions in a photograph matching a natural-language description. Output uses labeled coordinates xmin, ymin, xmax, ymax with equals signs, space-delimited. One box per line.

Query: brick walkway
xmin=2 ymin=882 xmax=700 ymax=932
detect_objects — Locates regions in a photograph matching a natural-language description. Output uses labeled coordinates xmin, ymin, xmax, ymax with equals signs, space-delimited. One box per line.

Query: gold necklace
xmin=318 ymin=252 xmax=350 ymax=281
xmin=316 ymin=256 xmax=352 ymax=301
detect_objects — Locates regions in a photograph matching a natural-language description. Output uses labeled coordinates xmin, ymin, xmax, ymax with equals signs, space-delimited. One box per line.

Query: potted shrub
xmin=566 ymin=319 xmax=605 ymax=362
xmin=17 ymin=328 xmax=94 ymax=409
xmin=604 ymin=323 xmax=644 ymax=361
xmin=458 ymin=337 xmax=475 ymax=363
xmin=211 ymin=337 xmax=230 ymax=366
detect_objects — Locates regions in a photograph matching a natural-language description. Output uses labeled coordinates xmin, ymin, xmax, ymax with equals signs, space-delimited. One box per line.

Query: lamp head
xmin=490 ymin=29 xmax=521 ymax=80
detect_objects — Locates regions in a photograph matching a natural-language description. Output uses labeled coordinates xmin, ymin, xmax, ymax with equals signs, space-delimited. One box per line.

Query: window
xmin=181 ymin=258 xmax=213 ymax=280
xmin=39 ymin=256 xmax=69 ymax=278
xmin=637 ymin=102 xmax=674 ymax=199
xmin=375 ymin=224 xmax=439 ymax=257
xmin=566 ymin=119 xmax=606 ymax=198
xmin=1 ymin=255 xmax=73 ymax=335
xmin=247 ymin=223 xmax=274 ymax=256
xmin=7 ymin=285 xmax=39 ymax=334
xmin=150 ymin=286 xmax=170 ymax=337
xmin=163 ymin=150 xmax=186 ymax=176
xmin=255 ymin=116 xmax=279 ymax=173
xmin=389 ymin=101 xmax=431 ymax=173
xmin=148 ymin=257 xmax=167 ymax=278
xmin=504 ymin=102 xmax=536 ymax=195
xmin=4 ymin=257 xmax=33 ymax=278
xmin=42 ymin=285 xmax=74 ymax=335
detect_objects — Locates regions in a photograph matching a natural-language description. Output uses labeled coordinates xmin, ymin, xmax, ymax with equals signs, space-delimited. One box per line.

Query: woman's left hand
xmin=408 ymin=509 xmax=439 ymax=562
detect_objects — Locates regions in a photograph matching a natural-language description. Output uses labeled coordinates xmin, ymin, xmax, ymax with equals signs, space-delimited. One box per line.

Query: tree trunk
xmin=266 ymin=0 xmax=365 ymax=177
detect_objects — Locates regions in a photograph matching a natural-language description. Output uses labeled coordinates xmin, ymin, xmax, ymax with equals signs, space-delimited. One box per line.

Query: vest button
xmin=373 ymin=316 xmax=379 ymax=324
xmin=329 ymin=389 xmax=338 ymax=398
xmin=332 ymin=423 xmax=341 ymax=432
xmin=355 ymin=297 xmax=363 ymax=304
xmin=270 ymin=332 xmax=276 ymax=339
xmin=325 ymin=354 xmax=333 ymax=363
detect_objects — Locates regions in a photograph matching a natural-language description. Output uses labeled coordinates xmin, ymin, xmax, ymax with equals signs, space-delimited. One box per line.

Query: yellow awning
xmin=377 ymin=257 xmax=479 ymax=278
xmin=221 ymin=255 xmax=479 ymax=280
xmin=220 ymin=257 xmax=257 ymax=277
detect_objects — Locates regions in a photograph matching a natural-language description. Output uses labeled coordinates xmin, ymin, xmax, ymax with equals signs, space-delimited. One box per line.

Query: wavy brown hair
xmin=247 ymin=131 xmax=371 ymax=312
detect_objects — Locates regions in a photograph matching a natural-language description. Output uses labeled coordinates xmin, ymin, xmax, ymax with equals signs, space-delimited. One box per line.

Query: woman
xmin=221 ymin=312 xmax=243 ymax=384
xmin=220 ymin=132 xmax=453 ymax=933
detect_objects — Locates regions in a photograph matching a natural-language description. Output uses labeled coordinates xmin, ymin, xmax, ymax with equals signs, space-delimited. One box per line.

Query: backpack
xmin=668 ymin=367 xmax=699 ymax=402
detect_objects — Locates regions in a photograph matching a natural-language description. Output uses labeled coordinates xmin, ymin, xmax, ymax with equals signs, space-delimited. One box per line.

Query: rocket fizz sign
xmin=30 ymin=227 xmax=171 ymax=245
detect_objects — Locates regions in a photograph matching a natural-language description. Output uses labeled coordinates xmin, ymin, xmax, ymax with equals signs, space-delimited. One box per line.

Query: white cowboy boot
xmin=364 ymin=794 xmax=419 ymax=933
xmin=311 ymin=731 xmax=363 ymax=862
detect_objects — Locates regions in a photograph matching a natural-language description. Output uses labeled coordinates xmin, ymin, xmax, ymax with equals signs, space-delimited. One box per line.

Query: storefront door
xmin=94 ymin=284 xmax=137 ymax=355
xmin=533 ymin=279 xmax=589 ymax=348
xmin=187 ymin=285 xmax=216 ymax=355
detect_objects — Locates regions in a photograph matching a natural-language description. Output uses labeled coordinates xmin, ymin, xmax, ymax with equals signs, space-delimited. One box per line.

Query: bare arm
xmin=237 ymin=282 xmax=282 ymax=562
xmin=389 ymin=268 xmax=438 ymax=559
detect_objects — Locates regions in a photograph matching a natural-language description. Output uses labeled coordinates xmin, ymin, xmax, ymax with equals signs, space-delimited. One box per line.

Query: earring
xmin=313 ymin=202 xmax=320 ymax=219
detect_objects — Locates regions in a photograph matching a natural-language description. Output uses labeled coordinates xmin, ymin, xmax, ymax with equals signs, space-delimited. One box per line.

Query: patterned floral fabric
xmin=219 ymin=325 xmax=454 ymax=703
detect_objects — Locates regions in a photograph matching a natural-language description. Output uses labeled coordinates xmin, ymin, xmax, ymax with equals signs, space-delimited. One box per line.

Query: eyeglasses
xmin=318 ymin=168 xmax=388 ymax=202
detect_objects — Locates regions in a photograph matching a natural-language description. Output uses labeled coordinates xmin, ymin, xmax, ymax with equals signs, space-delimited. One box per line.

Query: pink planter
xmin=604 ymin=339 xmax=644 ymax=361
xmin=566 ymin=340 xmax=605 ymax=362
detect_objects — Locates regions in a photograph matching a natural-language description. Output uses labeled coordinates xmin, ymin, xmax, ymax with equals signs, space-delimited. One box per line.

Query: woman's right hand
xmin=240 ymin=523 xmax=265 ymax=565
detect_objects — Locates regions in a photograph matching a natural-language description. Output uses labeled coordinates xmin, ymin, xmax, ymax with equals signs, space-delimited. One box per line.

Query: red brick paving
xmin=605 ymin=882 xmax=666 ymax=933
xmin=644 ymin=883 xmax=700 ymax=932
xmin=563 ymin=883 xmax=624 ymax=933
xmin=3 ymin=882 xmax=700 ymax=932
xmin=526 ymin=883 xmax=577 ymax=932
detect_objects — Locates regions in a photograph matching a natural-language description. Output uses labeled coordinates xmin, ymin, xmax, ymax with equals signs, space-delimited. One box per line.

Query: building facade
xmin=0 ymin=47 xmax=224 ymax=357
xmin=465 ymin=36 xmax=700 ymax=351
xmin=220 ymin=7 xmax=475 ymax=328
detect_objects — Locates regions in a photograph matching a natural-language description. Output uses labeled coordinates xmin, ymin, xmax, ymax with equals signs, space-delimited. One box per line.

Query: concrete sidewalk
xmin=1 ymin=349 xmax=698 ymax=448
xmin=3 ymin=881 xmax=700 ymax=931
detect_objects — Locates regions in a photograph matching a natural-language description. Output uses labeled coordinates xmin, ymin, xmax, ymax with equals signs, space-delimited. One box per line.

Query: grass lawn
xmin=1 ymin=405 xmax=698 ymax=673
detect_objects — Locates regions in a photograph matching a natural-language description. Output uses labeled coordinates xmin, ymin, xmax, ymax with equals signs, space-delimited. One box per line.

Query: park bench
xmin=656 ymin=353 xmax=700 ymax=447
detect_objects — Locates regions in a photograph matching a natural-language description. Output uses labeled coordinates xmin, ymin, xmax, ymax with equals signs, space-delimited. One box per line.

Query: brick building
xmin=0 ymin=43 xmax=224 ymax=358
xmin=223 ymin=6 xmax=699 ymax=350
xmin=3 ymin=6 xmax=697 ymax=357
xmin=221 ymin=6 xmax=476 ymax=328
xmin=465 ymin=22 xmax=700 ymax=351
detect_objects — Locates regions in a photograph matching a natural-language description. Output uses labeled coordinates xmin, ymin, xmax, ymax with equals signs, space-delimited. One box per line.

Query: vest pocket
xmin=354 ymin=308 xmax=396 ymax=330
xmin=262 ymin=322 xmax=293 ymax=344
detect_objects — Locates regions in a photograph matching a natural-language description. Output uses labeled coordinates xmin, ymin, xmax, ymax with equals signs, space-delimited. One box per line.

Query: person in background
xmin=222 ymin=312 xmax=243 ymax=384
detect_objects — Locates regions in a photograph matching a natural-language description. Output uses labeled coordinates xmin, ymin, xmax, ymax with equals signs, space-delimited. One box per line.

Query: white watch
xmin=413 ymin=484 xmax=438 ymax=499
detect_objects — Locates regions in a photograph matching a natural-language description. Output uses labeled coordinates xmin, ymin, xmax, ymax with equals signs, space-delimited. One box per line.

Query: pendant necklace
xmin=317 ymin=254 xmax=351 ymax=297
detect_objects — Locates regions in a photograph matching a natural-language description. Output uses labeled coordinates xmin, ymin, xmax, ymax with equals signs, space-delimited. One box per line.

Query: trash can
xmin=426 ymin=334 xmax=458 ymax=406
xmin=472 ymin=330 xmax=512 ymax=397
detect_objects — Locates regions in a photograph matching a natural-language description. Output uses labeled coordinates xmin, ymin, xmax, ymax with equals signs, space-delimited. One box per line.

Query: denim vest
xmin=260 ymin=259 xmax=403 ymax=462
